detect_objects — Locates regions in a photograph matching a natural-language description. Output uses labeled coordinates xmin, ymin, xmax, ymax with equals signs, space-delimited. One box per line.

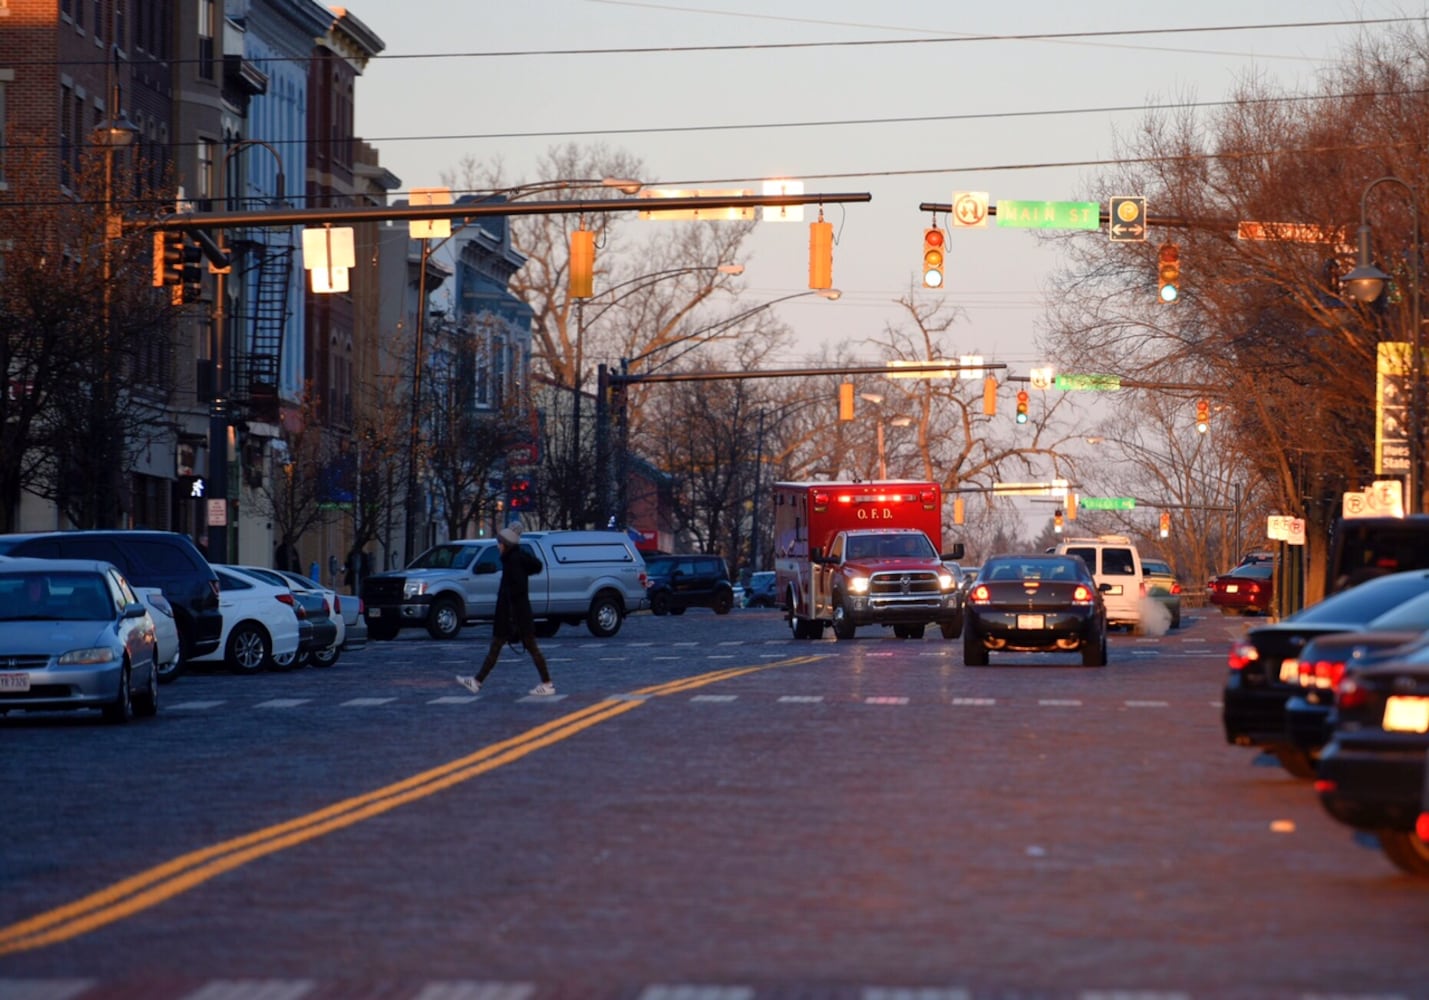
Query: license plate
xmin=1017 ymin=614 xmax=1045 ymax=629
xmin=1279 ymin=659 xmax=1300 ymax=683
xmin=1226 ymin=584 xmax=1240 ymax=594
xmin=0 ymin=672 xmax=31 ymax=692
xmin=368 ymin=607 xmax=381 ymax=618
xmin=1383 ymin=696 xmax=1429 ymax=733
xmin=1104 ymin=585 xmax=1123 ymax=596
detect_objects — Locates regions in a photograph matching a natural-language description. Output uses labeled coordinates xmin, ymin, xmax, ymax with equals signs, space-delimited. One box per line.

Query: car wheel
xmin=1081 ymin=630 xmax=1108 ymax=667
xmin=940 ymin=619 xmax=962 ymax=640
xmin=533 ymin=619 xmax=561 ymax=638
xmin=369 ymin=620 xmax=399 ymax=641
xmin=158 ymin=635 xmax=186 ymax=685
xmin=1170 ymin=613 xmax=1181 ymax=629
xmin=670 ymin=606 xmax=686 ymax=615
xmin=102 ymin=662 xmax=134 ymax=724
xmin=832 ymin=598 xmax=856 ymax=640
xmin=587 ymin=592 xmax=624 ymax=637
xmin=311 ymin=645 xmax=340 ymax=668
xmin=226 ymin=622 xmax=272 ymax=675
xmin=270 ymin=648 xmax=302 ymax=671
xmin=427 ymin=597 xmax=464 ymax=640
xmin=963 ymin=634 xmax=989 ymax=666
xmin=1378 ymin=829 xmax=1429 ymax=877
xmin=132 ymin=656 xmax=159 ymax=718
xmin=651 ymin=592 xmax=671 ymax=616
xmin=713 ymin=591 xmax=734 ymax=615
xmin=1271 ymin=745 xmax=1317 ymax=780
xmin=905 ymin=624 xmax=926 ymax=639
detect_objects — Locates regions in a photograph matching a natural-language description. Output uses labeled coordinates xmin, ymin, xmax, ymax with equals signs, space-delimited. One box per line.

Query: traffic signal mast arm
xmin=917 ymin=201 xmax=1227 ymax=232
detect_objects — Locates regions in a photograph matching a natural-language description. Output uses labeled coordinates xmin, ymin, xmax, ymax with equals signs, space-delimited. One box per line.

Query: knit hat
xmin=498 ymin=523 xmax=523 ymax=546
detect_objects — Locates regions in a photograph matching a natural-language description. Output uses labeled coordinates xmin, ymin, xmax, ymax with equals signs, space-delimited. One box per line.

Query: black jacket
xmin=494 ymin=544 xmax=543 ymax=638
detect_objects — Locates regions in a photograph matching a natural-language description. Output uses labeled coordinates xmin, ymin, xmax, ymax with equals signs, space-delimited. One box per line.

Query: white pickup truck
xmin=360 ymin=529 xmax=649 ymax=640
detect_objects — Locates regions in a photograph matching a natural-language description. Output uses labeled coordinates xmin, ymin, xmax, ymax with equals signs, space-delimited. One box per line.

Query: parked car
xmin=0 ymin=530 xmax=222 ymax=682
xmin=963 ymin=553 xmax=1107 ymax=667
xmin=1282 ymin=590 xmax=1429 ymax=761
xmin=0 ymin=558 xmax=159 ymax=723
xmin=193 ymin=565 xmax=303 ymax=674
xmin=239 ymin=566 xmax=343 ymax=668
xmin=1207 ymin=560 xmax=1275 ymax=616
xmin=1140 ymin=558 xmax=1182 ymax=629
xmin=1222 ymin=569 xmax=1429 ymax=778
xmin=1054 ymin=535 xmax=1143 ymax=631
xmin=645 ymin=554 xmax=736 ymax=616
xmin=135 ymin=586 xmax=181 ymax=681
xmin=744 ymin=571 xmax=777 ymax=608
xmin=1317 ymin=642 xmax=1429 ymax=876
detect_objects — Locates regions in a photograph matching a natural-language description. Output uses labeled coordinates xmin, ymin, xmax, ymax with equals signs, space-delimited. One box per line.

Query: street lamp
xmin=859 ymin=392 xmax=912 ymax=480
xmin=1343 ymin=176 xmax=1422 ymax=515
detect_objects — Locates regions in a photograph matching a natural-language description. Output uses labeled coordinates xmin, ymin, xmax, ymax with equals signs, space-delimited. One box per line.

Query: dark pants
xmin=475 ymin=625 xmax=550 ymax=684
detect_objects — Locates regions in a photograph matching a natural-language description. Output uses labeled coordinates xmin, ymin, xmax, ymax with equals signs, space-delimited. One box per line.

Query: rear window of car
xmin=1229 ymin=563 xmax=1274 ymax=580
xmin=1289 ymin=572 xmax=1429 ymax=624
xmin=1143 ymin=560 xmax=1172 ymax=576
xmin=123 ymin=537 xmax=204 ymax=576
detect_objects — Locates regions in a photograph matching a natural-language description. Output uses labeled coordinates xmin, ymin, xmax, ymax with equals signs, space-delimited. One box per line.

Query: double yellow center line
xmin=0 ymin=656 xmax=822 ymax=955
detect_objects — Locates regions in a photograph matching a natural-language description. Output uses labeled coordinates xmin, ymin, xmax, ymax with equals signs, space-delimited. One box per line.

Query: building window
xmin=197 ymin=0 xmax=215 ymax=81
xmin=0 ymin=73 xmax=9 ymax=187
xmin=195 ymin=138 xmax=215 ymax=203
xmin=59 ymin=84 xmax=74 ymax=188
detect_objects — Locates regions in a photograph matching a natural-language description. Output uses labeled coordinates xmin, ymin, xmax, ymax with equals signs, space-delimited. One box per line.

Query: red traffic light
xmin=1158 ymin=242 xmax=1181 ymax=303
xmin=1015 ymin=389 xmax=1029 ymax=424
xmin=922 ymin=227 xmax=946 ymax=289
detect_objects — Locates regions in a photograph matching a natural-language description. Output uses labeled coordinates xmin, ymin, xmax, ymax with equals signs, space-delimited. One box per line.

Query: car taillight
xmin=969 ymin=584 xmax=991 ymax=604
xmin=1170 ymin=581 xmax=1182 ymax=595
xmin=1417 ymin=813 xmax=1429 ymax=843
xmin=1295 ymin=658 xmax=1345 ymax=690
xmin=332 ymin=594 xmax=342 ymax=614
xmin=276 ymin=593 xmax=295 ymax=607
xmin=1072 ymin=585 xmax=1093 ymax=602
xmin=1336 ymin=675 xmax=1369 ymax=710
xmin=1227 ymin=640 xmax=1259 ymax=671
xmin=209 ymin=579 xmax=221 ymax=599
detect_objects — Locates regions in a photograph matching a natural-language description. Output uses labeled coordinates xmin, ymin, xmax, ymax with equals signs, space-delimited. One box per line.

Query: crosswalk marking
xmin=779 ymin=695 xmax=824 ymax=703
xmin=179 ymin=980 xmax=316 ymax=1000
xmin=0 ymin=980 xmax=96 ymax=1000
xmin=412 ymin=983 xmax=537 ymax=1000
xmin=865 ymin=696 xmax=910 ymax=705
xmin=1039 ymin=699 xmax=1083 ymax=706
xmin=342 ymin=697 xmax=395 ymax=706
xmin=952 ymin=697 xmax=997 ymax=706
xmin=254 ymin=698 xmax=309 ymax=708
xmin=167 ymin=700 xmax=226 ymax=710
xmin=691 ymin=694 xmax=737 ymax=702
xmin=1125 ymin=700 xmax=1170 ymax=708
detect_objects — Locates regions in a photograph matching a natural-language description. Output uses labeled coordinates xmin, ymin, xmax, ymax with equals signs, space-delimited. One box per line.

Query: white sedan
xmin=193 ymin=565 xmax=302 ymax=674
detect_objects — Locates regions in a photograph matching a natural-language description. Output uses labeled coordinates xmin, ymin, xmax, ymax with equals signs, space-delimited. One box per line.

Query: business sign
xmin=1377 ymin=342 xmax=1413 ymax=475
xmin=996 ymin=200 xmax=1100 ymax=230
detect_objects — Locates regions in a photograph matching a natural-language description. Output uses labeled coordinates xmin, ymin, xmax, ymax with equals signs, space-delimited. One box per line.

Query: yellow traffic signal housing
xmin=569 ymin=228 xmax=595 ymax=298
xmin=1054 ymin=508 xmax=1064 ymax=533
xmin=1159 ymin=511 xmax=1171 ymax=538
xmin=809 ymin=218 xmax=834 ymax=290
xmin=982 ymin=375 xmax=997 ymax=416
xmin=1195 ymin=398 xmax=1210 ymax=433
xmin=1015 ymin=389 xmax=1029 ymax=424
xmin=953 ymin=496 xmax=965 ymax=525
xmin=1158 ymin=242 xmax=1180 ymax=303
xmin=152 ymin=231 xmax=184 ymax=290
xmin=838 ymin=382 xmax=855 ymax=421
xmin=179 ymin=239 xmax=203 ymax=303
xmin=1066 ymin=492 xmax=1078 ymax=520
xmin=922 ymin=226 xmax=945 ymax=289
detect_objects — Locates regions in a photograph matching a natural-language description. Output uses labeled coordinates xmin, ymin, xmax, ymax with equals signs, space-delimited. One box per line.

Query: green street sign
xmin=1055 ymin=373 xmax=1122 ymax=391
xmin=996 ymin=200 xmax=1100 ymax=230
xmin=1079 ymin=497 xmax=1137 ymax=511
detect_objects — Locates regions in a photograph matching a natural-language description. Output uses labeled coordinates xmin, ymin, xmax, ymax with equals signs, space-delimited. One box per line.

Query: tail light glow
xmin=969 ymin=584 xmax=991 ymax=604
xmin=1416 ymin=813 xmax=1429 ymax=843
xmin=1336 ymin=675 xmax=1369 ymax=710
xmin=1227 ymin=640 xmax=1260 ymax=671
xmin=1072 ymin=585 xmax=1093 ymax=602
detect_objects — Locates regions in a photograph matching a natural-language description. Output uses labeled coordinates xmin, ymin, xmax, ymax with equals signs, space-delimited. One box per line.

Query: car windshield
xmin=0 ymin=571 xmax=113 ymax=621
xmin=408 ymin=544 xmax=481 ymax=570
xmin=848 ymin=534 xmax=935 ymax=560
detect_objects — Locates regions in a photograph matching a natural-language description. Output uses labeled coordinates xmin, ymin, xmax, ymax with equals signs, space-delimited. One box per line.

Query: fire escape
xmin=227 ymin=215 xmax=293 ymax=423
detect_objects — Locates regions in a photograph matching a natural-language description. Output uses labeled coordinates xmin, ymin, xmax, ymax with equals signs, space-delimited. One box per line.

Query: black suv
xmin=0 ymin=530 xmax=221 ymax=682
xmin=646 ymin=554 xmax=735 ymax=616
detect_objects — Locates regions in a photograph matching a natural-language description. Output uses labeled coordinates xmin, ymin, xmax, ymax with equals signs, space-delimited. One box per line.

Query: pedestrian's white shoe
xmin=528 ymin=682 xmax=556 ymax=696
xmin=455 ymin=675 xmax=481 ymax=694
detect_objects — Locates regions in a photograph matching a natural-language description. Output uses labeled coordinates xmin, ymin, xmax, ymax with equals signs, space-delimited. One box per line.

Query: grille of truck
xmin=867 ymin=570 xmax=944 ymax=607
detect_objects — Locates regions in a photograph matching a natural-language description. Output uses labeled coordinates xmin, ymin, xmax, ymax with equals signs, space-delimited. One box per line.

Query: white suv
xmin=1055 ymin=535 xmax=1144 ymax=631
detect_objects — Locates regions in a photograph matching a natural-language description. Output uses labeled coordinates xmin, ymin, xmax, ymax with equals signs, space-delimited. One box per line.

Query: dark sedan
xmin=963 ymin=553 xmax=1107 ymax=667
xmin=1282 ymin=590 xmax=1429 ymax=761
xmin=1223 ymin=569 xmax=1429 ymax=778
xmin=1207 ymin=559 xmax=1275 ymax=616
xmin=1316 ymin=643 xmax=1429 ymax=877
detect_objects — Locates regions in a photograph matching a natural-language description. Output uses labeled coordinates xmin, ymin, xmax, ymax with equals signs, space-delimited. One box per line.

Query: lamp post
xmin=90 ymin=18 xmax=138 ymax=529
xmin=859 ymin=392 xmax=912 ymax=480
xmin=1343 ymin=176 xmax=1423 ymax=515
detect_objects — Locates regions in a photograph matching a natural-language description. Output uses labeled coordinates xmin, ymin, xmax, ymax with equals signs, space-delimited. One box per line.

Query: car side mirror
xmin=943 ymin=543 xmax=965 ymax=560
xmin=123 ymin=602 xmax=147 ymax=619
xmin=810 ymin=547 xmax=823 ymax=563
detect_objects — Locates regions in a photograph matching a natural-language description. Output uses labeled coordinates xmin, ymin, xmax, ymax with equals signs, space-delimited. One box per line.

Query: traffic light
xmin=152 ymin=231 xmax=186 ymax=303
xmin=1158 ymin=242 xmax=1180 ymax=303
xmin=569 ymin=228 xmax=595 ymax=298
xmin=1054 ymin=508 xmax=1064 ymax=533
xmin=953 ymin=496 xmax=965 ymax=526
xmin=509 ymin=478 xmax=532 ymax=510
xmin=982 ymin=376 xmax=997 ymax=416
xmin=1159 ymin=511 xmax=1171 ymax=538
xmin=1015 ymin=390 xmax=1029 ymax=424
xmin=921 ymin=226 xmax=945 ymax=288
xmin=838 ymin=382 xmax=855 ymax=421
xmin=1195 ymin=398 xmax=1210 ymax=433
xmin=809 ymin=216 xmax=833 ymax=290
xmin=1066 ymin=492 xmax=1078 ymax=521
xmin=179 ymin=238 xmax=203 ymax=304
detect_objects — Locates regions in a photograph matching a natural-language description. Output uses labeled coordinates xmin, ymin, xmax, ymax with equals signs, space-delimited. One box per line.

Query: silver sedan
xmin=0 ymin=558 xmax=159 ymax=723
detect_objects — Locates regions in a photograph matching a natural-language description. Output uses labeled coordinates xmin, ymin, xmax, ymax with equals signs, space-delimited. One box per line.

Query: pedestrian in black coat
xmin=456 ymin=523 xmax=554 ymax=696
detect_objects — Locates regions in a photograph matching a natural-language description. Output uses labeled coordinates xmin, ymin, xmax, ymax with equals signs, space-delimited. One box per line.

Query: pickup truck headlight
xmin=938 ymin=572 xmax=956 ymax=590
xmin=849 ymin=576 xmax=870 ymax=594
xmin=403 ymin=580 xmax=429 ymax=599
